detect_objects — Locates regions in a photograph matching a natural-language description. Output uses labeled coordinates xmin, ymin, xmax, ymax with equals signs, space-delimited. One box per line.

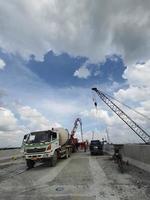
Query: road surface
xmin=0 ymin=151 xmax=150 ymax=200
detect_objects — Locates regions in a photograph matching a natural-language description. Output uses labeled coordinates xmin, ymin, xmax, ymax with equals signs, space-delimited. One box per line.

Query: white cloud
xmin=115 ymin=61 xmax=150 ymax=102
xmin=0 ymin=107 xmax=18 ymax=131
xmin=109 ymin=60 xmax=150 ymax=143
xmin=0 ymin=0 xmax=150 ymax=64
xmin=41 ymin=99 xmax=80 ymax=115
xmin=0 ymin=59 xmax=5 ymax=70
xmin=114 ymin=86 xmax=150 ymax=102
xmin=74 ymin=66 xmax=91 ymax=79
xmin=81 ymin=108 xmax=114 ymax=125
xmin=0 ymin=107 xmax=25 ymax=147
xmin=0 ymin=105 xmax=63 ymax=147
xmin=18 ymin=105 xmax=62 ymax=131
xmin=123 ymin=61 xmax=150 ymax=86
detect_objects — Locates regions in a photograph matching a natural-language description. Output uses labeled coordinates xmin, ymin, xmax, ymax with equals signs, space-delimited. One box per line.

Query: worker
xmin=83 ymin=141 xmax=87 ymax=152
xmin=86 ymin=140 xmax=89 ymax=150
xmin=75 ymin=141 xmax=79 ymax=151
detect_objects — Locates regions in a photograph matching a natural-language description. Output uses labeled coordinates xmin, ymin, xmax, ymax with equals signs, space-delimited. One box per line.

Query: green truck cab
xmin=23 ymin=128 xmax=72 ymax=169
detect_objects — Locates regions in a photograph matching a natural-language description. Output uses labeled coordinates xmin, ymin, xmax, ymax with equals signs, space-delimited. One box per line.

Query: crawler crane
xmin=92 ymin=88 xmax=150 ymax=144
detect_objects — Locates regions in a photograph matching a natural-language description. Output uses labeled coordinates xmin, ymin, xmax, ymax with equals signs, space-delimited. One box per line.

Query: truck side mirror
xmin=23 ymin=134 xmax=29 ymax=143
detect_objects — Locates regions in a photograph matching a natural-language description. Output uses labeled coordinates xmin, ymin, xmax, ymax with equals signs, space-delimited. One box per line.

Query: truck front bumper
xmin=25 ymin=152 xmax=52 ymax=160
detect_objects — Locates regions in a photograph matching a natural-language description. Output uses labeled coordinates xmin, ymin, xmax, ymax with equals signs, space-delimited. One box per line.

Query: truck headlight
xmin=47 ymin=144 xmax=51 ymax=150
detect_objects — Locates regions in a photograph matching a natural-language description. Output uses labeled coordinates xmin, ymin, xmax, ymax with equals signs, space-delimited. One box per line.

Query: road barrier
xmin=104 ymin=143 xmax=150 ymax=173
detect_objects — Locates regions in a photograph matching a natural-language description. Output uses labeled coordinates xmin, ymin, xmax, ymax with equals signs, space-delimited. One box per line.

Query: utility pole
xmin=92 ymin=131 xmax=94 ymax=140
xmin=106 ymin=128 xmax=110 ymax=144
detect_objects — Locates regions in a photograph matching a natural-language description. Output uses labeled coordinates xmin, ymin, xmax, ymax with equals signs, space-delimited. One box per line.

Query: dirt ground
xmin=0 ymin=151 xmax=150 ymax=200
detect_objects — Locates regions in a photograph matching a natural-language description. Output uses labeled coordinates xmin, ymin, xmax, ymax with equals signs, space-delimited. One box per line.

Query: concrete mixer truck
xmin=23 ymin=128 xmax=73 ymax=169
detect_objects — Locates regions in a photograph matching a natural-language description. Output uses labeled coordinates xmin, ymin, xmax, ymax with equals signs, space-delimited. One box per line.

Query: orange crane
xmin=92 ymin=87 xmax=150 ymax=144
xmin=70 ymin=118 xmax=87 ymax=152
xmin=71 ymin=118 xmax=83 ymax=142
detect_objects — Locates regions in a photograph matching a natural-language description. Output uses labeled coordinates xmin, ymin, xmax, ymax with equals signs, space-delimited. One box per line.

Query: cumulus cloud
xmin=110 ymin=60 xmax=150 ymax=142
xmin=115 ymin=61 xmax=150 ymax=102
xmin=18 ymin=105 xmax=62 ymax=131
xmin=0 ymin=107 xmax=25 ymax=147
xmin=41 ymin=98 xmax=81 ymax=116
xmin=74 ymin=66 xmax=91 ymax=79
xmin=0 ymin=0 xmax=150 ymax=64
xmin=81 ymin=108 xmax=114 ymax=125
xmin=114 ymin=86 xmax=150 ymax=102
xmin=0 ymin=59 xmax=5 ymax=70
xmin=123 ymin=61 xmax=150 ymax=86
xmin=0 ymin=104 xmax=62 ymax=147
xmin=0 ymin=107 xmax=18 ymax=131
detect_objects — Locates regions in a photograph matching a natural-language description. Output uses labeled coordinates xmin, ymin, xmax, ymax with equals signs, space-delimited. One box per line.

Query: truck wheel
xmin=26 ymin=159 xmax=35 ymax=169
xmin=51 ymin=151 xmax=57 ymax=167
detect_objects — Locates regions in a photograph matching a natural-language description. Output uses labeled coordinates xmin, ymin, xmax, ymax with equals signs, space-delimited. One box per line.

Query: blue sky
xmin=0 ymin=1 xmax=150 ymax=147
xmin=27 ymin=51 xmax=126 ymax=87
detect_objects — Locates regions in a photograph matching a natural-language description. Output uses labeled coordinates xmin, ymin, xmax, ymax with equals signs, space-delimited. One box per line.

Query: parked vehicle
xmin=23 ymin=128 xmax=72 ymax=169
xmin=90 ymin=140 xmax=104 ymax=155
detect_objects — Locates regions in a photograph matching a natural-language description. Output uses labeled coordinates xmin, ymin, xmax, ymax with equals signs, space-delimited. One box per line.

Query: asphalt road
xmin=0 ymin=151 xmax=150 ymax=200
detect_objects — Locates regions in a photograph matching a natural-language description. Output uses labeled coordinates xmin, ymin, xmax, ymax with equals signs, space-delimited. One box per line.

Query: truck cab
xmin=24 ymin=130 xmax=60 ymax=168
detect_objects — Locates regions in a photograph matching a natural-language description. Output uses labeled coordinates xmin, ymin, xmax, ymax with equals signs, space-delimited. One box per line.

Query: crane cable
xmin=106 ymin=93 xmax=150 ymax=121
xmin=92 ymin=90 xmax=150 ymax=121
xmin=92 ymin=90 xmax=98 ymax=111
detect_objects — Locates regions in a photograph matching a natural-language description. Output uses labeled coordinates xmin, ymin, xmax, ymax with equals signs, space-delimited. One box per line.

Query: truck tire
xmin=26 ymin=159 xmax=35 ymax=169
xmin=51 ymin=151 xmax=57 ymax=167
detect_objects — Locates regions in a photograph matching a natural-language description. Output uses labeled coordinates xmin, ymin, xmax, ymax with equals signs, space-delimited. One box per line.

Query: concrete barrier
xmin=104 ymin=143 xmax=150 ymax=173
xmin=104 ymin=143 xmax=114 ymax=155
xmin=122 ymin=144 xmax=150 ymax=173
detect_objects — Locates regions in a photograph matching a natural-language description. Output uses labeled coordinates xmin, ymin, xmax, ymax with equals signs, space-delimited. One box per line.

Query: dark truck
xmin=90 ymin=140 xmax=104 ymax=155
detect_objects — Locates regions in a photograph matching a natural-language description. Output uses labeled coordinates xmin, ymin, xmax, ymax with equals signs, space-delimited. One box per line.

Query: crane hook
xmin=92 ymin=92 xmax=98 ymax=112
xmin=94 ymin=101 xmax=97 ymax=108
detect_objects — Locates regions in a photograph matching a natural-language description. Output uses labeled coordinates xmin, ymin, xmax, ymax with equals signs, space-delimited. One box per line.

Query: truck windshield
xmin=91 ymin=140 xmax=101 ymax=145
xmin=27 ymin=131 xmax=57 ymax=144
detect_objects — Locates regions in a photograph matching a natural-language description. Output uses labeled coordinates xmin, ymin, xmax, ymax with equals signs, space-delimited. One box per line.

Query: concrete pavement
xmin=0 ymin=151 xmax=150 ymax=200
